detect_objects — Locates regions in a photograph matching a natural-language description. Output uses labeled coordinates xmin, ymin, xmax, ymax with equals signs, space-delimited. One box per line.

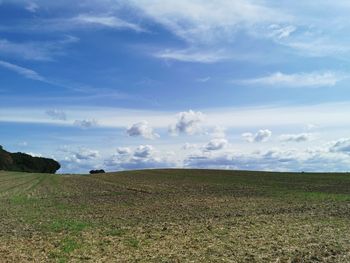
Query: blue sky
xmin=2 ymin=0 xmax=350 ymax=173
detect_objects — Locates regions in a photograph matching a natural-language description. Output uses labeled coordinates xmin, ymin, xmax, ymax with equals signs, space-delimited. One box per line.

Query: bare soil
xmin=1 ymin=169 xmax=350 ymax=262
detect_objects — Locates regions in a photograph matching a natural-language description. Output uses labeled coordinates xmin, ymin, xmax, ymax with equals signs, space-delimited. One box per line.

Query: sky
xmin=2 ymin=0 xmax=350 ymax=173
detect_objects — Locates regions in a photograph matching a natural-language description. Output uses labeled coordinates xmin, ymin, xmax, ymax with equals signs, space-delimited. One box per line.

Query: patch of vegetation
xmin=0 ymin=145 xmax=60 ymax=173
xmin=125 ymin=237 xmax=140 ymax=248
xmin=48 ymin=237 xmax=82 ymax=263
xmin=60 ymin=237 xmax=81 ymax=254
xmin=298 ymin=191 xmax=350 ymax=201
xmin=48 ymin=219 xmax=90 ymax=233
xmin=9 ymin=195 xmax=38 ymax=205
xmin=270 ymin=189 xmax=350 ymax=201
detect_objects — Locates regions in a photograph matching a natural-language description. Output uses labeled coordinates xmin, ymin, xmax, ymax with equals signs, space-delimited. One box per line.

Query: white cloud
xmin=6 ymin=102 xmax=350 ymax=131
xmin=196 ymin=76 xmax=211 ymax=82
xmin=72 ymin=14 xmax=143 ymax=32
xmin=154 ymin=48 xmax=228 ymax=63
xmin=105 ymin=144 xmax=176 ymax=170
xmin=0 ymin=37 xmax=78 ymax=61
xmin=306 ymin=124 xmax=317 ymax=130
xmin=269 ymin=24 xmax=296 ymax=39
xmin=279 ymin=133 xmax=313 ymax=142
xmin=204 ymin=138 xmax=228 ymax=151
xmin=0 ymin=60 xmax=45 ymax=81
xmin=242 ymin=129 xmax=272 ymax=143
xmin=116 ymin=147 xmax=131 ymax=155
xmin=184 ymin=146 xmax=350 ymax=172
xmin=182 ymin=143 xmax=198 ymax=150
xmin=52 ymin=134 xmax=350 ymax=173
xmin=330 ymin=139 xmax=350 ymax=154
xmin=74 ymin=119 xmax=98 ymax=128
xmin=254 ymin=129 xmax=272 ymax=142
xmin=241 ymin=71 xmax=344 ymax=88
xmin=6 ymin=0 xmax=350 ymax=62
xmin=134 ymin=145 xmax=154 ymax=158
xmin=74 ymin=148 xmax=99 ymax=160
xmin=25 ymin=2 xmax=39 ymax=12
xmin=209 ymin=126 xmax=226 ymax=139
xmin=283 ymin=38 xmax=350 ymax=58
xmin=59 ymin=146 xmax=99 ymax=160
xmin=126 ymin=121 xmax=159 ymax=139
xmin=57 ymin=145 xmax=104 ymax=173
xmin=58 ymin=147 xmax=100 ymax=172
xmin=19 ymin=13 xmax=144 ymax=34
xmin=130 ymin=0 xmax=288 ymax=44
xmin=169 ymin=110 xmax=204 ymax=135
xmin=26 ymin=152 xmax=42 ymax=157
xmin=128 ymin=0 xmax=293 ymax=63
xmin=104 ymin=148 xmax=131 ymax=167
xmin=46 ymin=109 xmax=67 ymax=121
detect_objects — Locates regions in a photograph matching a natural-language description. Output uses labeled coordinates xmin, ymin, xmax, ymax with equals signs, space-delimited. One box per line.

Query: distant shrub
xmin=89 ymin=169 xmax=105 ymax=174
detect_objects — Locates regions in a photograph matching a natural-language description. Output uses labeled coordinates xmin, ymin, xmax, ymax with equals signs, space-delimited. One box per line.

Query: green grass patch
xmin=125 ymin=237 xmax=140 ymax=248
xmin=298 ymin=191 xmax=350 ymax=201
xmin=61 ymin=237 xmax=81 ymax=254
xmin=48 ymin=219 xmax=90 ymax=233
xmin=270 ymin=189 xmax=350 ymax=202
xmin=9 ymin=195 xmax=39 ymax=205
xmin=48 ymin=237 xmax=81 ymax=263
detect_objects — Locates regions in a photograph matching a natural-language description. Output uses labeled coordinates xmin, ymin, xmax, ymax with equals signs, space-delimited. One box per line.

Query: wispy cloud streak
xmin=0 ymin=60 xmax=45 ymax=81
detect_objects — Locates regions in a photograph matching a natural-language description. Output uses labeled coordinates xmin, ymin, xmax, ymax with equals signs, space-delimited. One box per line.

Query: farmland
xmin=1 ymin=169 xmax=350 ymax=262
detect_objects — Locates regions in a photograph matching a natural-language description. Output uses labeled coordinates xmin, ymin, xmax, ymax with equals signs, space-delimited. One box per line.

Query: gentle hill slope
xmin=1 ymin=169 xmax=350 ymax=262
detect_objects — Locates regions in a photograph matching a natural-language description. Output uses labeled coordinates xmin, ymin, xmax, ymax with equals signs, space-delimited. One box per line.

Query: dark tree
xmin=89 ymin=169 xmax=106 ymax=174
xmin=0 ymin=146 xmax=60 ymax=174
